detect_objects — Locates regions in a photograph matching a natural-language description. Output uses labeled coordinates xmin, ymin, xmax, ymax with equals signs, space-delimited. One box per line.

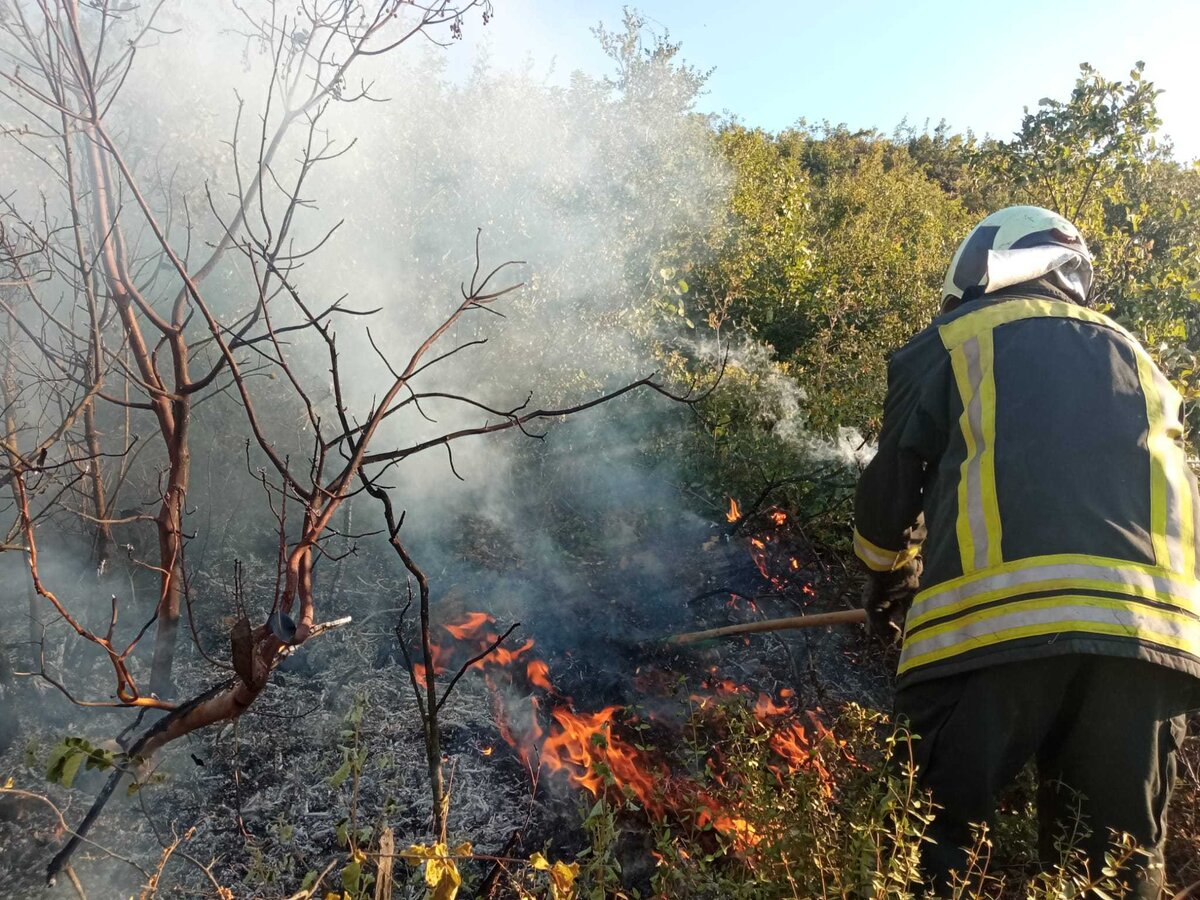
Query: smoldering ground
xmin=0 ymin=3 xmax=874 ymax=896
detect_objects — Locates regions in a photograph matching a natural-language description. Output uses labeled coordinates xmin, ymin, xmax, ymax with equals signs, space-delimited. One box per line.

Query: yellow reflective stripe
xmin=940 ymin=295 xmax=1195 ymax=577
xmin=916 ymin=551 xmax=1186 ymax=598
xmin=1182 ymin=466 xmax=1196 ymax=578
xmin=937 ymin=296 xmax=1134 ymax=350
xmin=908 ymin=553 xmax=1200 ymax=622
xmin=907 ymin=574 xmax=1200 ymax=630
xmin=947 ymin=343 xmax=979 ymax=572
xmin=854 ymin=528 xmax=919 ymax=573
xmin=1135 ymin=348 xmax=1172 ymax=569
xmin=977 ymin=333 xmax=1002 ymax=569
xmin=908 ymin=593 xmax=1195 ymax=647
xmin=899 ymin=595 xmax=1200 ymax=673
xmin=942 ymin=331 xmax=1002 ymax=574
xmin=1133 ymin=342 xmax=1194 ymax=575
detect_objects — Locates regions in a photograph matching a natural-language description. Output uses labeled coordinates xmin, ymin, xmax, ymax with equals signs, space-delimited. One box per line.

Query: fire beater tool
xmin=664 ymin=608 xmax=867 ymax=645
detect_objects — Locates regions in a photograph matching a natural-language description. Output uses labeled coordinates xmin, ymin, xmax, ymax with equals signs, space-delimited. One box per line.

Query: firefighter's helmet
xmin=942 ymin=205 xmax=1092 ymax=307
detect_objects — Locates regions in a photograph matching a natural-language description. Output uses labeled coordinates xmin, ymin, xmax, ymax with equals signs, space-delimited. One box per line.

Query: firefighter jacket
xmin=854 ymin=287 xmax=1200 ymax=688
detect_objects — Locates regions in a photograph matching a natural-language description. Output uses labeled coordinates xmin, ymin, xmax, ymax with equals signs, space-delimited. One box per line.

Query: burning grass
xmin=3 ymin=496 xmax=1197 ymax=899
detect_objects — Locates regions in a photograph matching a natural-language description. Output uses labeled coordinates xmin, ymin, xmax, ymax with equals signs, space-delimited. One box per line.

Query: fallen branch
xmin=46 ymin=615 xmax=353 ymax=885
xmin=665 ymin=609 xmax=866 ymax=645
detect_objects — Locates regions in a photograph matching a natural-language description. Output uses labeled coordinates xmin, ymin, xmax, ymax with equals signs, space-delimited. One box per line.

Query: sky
xmin=462 ymin=0 xmax=1200 ymax=161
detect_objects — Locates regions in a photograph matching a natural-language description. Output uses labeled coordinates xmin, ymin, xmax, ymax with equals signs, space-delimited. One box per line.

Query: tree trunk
xmin=149 ymin=431 xmax=189 ymax=696
xmin=83 ymin=402 xmax=113 ymax=573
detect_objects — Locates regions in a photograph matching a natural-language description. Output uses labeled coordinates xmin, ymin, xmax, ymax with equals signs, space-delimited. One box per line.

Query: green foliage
xmin=665 ymin=55 xmax=1200 ymax=525
xmin=783 ymin=125 xmax=970 ymax=435
xmin=573 ymin=797 xmax=630 ymax=899
xmin=44 ymin=736 xmax=117 ymax=789
xmin=971 ymin=63 xmax=1200 ymax=414
xmin=564 ymin=702 xmax=1146 ymax=899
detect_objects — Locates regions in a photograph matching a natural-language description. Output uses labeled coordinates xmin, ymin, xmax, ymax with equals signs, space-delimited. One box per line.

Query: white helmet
xmin=942 ymin=205 xmax=1093 ymax=307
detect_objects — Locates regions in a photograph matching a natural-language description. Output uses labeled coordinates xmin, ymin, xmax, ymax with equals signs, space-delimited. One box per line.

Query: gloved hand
xmin=861 ymin=556 xmax=922 ymax=642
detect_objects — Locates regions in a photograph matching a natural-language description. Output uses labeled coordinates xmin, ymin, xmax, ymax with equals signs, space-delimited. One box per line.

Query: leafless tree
xmin=0 ymin=0 xmax=712 ymax=881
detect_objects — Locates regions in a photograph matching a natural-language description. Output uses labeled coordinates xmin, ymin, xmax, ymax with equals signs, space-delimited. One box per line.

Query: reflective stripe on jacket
xmin=854 ymin=290 xmax=1200 ymax=687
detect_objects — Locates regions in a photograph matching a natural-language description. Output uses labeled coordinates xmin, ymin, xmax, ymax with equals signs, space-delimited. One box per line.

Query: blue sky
xmin=464 ymin=1 xmax=1200 ymax=161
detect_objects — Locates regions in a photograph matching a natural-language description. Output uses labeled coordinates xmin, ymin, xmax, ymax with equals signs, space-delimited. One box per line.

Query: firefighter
xmin=854 ymin=205 xmax=1200 ymax=897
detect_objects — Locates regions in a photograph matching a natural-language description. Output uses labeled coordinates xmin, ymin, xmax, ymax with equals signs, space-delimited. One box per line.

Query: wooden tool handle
xmin=666 ymin=608 xmax=867 ymax=645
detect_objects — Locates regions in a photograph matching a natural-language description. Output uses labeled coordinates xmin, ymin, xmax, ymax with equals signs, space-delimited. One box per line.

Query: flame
xmin=540 ymin=706 xmax=666 ymax=814
xmin=710 ymin=815 xmax=762 ymax=848
xmin=770 ymin=510 xmax=787 ymax=525
xmin=418 ymin=610 xmax=836 ymax=855
xmin=710 ymin=678 xmax=747 ymax=696
xmin=527 ymin=659 xmax=552 ymax=691
xmin=770 ymin=723 xmax=811 ymax=767
xmin=753 ymin=693 xmax=792 ymax=719
xmin=445 ymin=611 xmax=493 ymax=639
xmin=473 ymin=637 xmax=534 ymax=670
xmin=726 ymin=497 xmax=741 ymax=523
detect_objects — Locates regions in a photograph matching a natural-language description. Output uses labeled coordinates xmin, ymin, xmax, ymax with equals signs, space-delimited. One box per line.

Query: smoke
xmin=0 ymin=5 xmax=873 ymax=892
xmin=0 ymin=0 xmax=878 ymax=704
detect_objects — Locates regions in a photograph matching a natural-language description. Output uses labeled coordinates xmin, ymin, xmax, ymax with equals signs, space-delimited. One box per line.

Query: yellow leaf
xmin=398 ymin=842 xmax=470 ymax=900
xmin=547 ymin=861 xmax=579 ymax=900
xmin=401 ymin=843 xmax=440 ymax=862
xmin=424 ymin=854 xmax=461 ymax=900
xmin=528 ymin=853 xmax=579 ymax=899
xmin=2 ymin=777 xmax=13 ymax=789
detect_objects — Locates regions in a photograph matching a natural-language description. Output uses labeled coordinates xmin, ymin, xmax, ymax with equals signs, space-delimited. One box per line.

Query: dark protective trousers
xmin=895 ymin=655 xmax=1194 ymax=898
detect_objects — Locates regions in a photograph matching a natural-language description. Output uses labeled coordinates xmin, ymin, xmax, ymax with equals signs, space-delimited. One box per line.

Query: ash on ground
xmin=0 ymin=501 xmax=889 ymax=898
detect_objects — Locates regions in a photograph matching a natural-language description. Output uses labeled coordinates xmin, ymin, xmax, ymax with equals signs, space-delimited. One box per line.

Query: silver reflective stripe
xmin=1166 ymin=449 xmax=1186 ymax=574
xmin=909 ymin=560 xmax=1200 ymax=627
xmin=961 ymin=336 xmax=989 ymax=572
xmin=1154 ymin=369 xmax=1194 ymax=575
xmin=854 ymin=533 xmax=897 ymax=571
xmin=902 ymin=600 xmax=1199 ymax=663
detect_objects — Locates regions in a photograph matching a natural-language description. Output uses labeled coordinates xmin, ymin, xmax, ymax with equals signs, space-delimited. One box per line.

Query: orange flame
xmin=445 ymin=611 xmax=493 ymax=639
xmin=711 ymin=815 xmax=763 ymax=848
xmin=753 ymin=693 xmax=792 ymax=719
xmin=726 ymin=497 xmax=741 ymax=523
xmin=770 ymin=723 xmax=811 ymax=768
xmin=770 ymin=510 xmax=787 ymax=525
xmin=473 ymin=637 xmax=534 ymax=671
xmin=527 ymin=659 xmax=552 ymax=691
xmin=422 ymin=610 xmax=832 ymax=855
xmin=539 ymin=706 xmax=666 ymax=814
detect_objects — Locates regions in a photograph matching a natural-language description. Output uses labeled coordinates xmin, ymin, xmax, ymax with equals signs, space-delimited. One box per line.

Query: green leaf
xmin=341 ymin=859 xmax=362 ymax=892
xmin=59 ymin=751 xmax=85 ymax=789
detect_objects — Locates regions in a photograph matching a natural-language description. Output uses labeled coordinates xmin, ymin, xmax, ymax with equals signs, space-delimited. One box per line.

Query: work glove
xmin=861 ymin=559 xmax=921 ymax=642
xmin=860 ymin=520 xmax=925 ymax=642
